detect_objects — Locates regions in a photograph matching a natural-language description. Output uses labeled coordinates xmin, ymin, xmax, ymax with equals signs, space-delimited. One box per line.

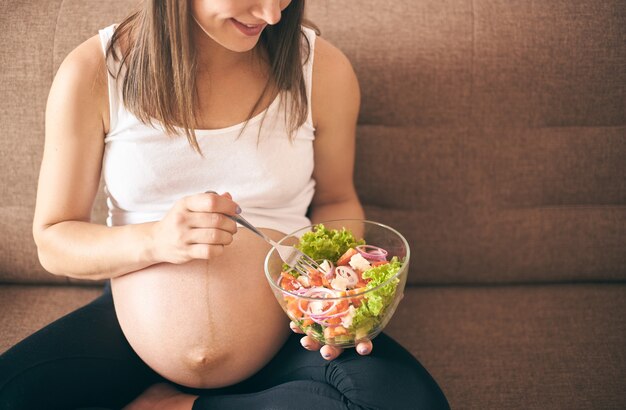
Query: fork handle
xmin=228 ymin=214 xmax=276 ymax=246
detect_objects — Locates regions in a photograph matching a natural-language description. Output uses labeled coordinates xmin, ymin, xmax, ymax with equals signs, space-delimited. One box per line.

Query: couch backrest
xmin=1 ymin=0 xmax=624 ymax=285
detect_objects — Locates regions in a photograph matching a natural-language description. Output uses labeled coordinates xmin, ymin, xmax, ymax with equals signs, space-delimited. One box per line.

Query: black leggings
xmin=0 ymin=285 xmax=449 ymax=410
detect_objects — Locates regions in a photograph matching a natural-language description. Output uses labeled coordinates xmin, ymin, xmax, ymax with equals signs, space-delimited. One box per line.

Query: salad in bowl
xmin=264 ymin=219 xmax=410 ymax=347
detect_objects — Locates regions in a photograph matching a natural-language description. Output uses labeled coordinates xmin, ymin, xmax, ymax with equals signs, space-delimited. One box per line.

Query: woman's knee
xmin=327 ymin=352 xmax=449 ymax=410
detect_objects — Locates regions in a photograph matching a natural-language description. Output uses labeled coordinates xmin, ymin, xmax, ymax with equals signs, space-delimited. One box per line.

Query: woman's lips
xmin=231 ymin=18 xmax=266 ymax=36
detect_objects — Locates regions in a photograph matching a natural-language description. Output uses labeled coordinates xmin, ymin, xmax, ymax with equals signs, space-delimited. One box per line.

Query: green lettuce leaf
xmin=296 ymin=224 xmax=365 ymax=262
xmin=350 ymin=257 xmax=402 ymax=333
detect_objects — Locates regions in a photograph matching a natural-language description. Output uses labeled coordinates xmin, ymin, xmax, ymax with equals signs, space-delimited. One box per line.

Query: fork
xmin=229 ymin=213 xmax=321 ymax=277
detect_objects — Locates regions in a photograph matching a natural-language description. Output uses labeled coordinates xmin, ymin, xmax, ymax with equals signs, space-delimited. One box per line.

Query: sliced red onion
xmin=355 ymin=245 xmax=388 ymax=261
xmin=334 ymin=266 xmax=359 ymax=287
xmin=297 ymin=287 xmax=340 ymax=318
xmin=303 ymin=286 xmax=338 ymax=297
xmin=309 ymin=305 xmax=351 ymax=326
xmin=317 ymin=307 xmax=351 ymax=319
xmin=299 ymin=299 xmax=337 ymax=318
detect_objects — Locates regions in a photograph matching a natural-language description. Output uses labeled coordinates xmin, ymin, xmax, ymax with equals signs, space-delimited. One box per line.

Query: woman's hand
xmin=149 ymin=192 xmax=240 ymax=264
xmin=289 ymin=321 xmax=373 ymax=360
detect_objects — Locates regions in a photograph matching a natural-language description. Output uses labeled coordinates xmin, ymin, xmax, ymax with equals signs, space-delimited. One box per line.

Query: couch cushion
xmin=0 ymin=284 xmax=102 ymax=353
xmin=385 ymin=283 xmax=626 ymax=410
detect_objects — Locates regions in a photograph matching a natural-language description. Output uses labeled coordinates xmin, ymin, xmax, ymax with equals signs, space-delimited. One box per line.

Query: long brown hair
xmin=106 ymin=0 xmax=315 ymax=153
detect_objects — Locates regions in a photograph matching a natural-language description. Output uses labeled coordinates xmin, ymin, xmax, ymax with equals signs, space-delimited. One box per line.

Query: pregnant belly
xmin=110 ymin=228 xmax=291 ymax=388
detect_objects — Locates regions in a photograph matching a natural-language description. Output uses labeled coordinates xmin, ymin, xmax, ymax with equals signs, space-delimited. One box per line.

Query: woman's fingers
xmin=356 ymin=339 xmax=373 ymax=355
xmin=186 ymin=227 xmax=235 ymax=246
xmin=186 ymin=212 xmax=237 ymax=233
xmin=320 ymin=344 xmax=344 ymax=361
xmin=184 ymin=191 xmax=240 ymax=215
xmin=188 ymin=244 xmax=225 ymax=260
xmin=298 ymin=333 xmax=344 ymax=361
xmin=295 ymin=323 xmax=372 ymax=360
xmin=319 ymin=341 xmax=369 ymax=360
xmin=300 ymin=335 xmax=322 ymax=351
xmin=182 ymin=192 xmax=239 ymax=251
xmin=150 ymin=191 xmax=241 ymax=264
xmin=290 ymin=321 xmax=305 ymax=334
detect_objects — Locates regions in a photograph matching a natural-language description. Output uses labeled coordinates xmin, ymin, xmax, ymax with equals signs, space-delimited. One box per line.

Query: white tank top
xmin=98 ymin=24 xmax=316 ymax=234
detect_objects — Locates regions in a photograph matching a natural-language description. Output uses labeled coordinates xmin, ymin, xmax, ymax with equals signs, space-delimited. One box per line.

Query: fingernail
xmin=358 ymin=347 xmax=368 ymax=354
xmin=323 ymin=353 xmax=331 ymax=358
xmin=235 ymin=206 xmax=242 ymax=214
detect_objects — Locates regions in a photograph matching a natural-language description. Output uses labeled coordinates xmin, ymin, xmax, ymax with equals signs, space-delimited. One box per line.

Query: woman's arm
xmin=308 ymin=36 xmax=365 ymax=225
xmin=33 ymin=36 xmax=238 ymax=281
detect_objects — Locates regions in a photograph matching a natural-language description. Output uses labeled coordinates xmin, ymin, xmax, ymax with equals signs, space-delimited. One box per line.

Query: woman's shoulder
xmin=311 ymin=35 xmax=356 ymax=81
xmin=59 ymin=35 xmax=106 ymax=76
xmin=310 ymin=35 xmax=360 ymax=128
xmin=54 ymin=35 xmax=108 ymax=94
xmin=49 ymin=34 xmax=109 ymax=132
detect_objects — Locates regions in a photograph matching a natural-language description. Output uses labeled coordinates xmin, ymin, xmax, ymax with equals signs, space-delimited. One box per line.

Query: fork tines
xmin=293 ymin=255 xmax=321 ymax=277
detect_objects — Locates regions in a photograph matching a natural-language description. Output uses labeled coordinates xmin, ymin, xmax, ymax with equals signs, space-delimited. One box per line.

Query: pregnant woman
xmin=0 ymin=1 xmax=449 ymax=409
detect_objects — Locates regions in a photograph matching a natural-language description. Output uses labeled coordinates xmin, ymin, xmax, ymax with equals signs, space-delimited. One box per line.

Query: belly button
xmin=185 ymin=345 xmax=230 ymax=373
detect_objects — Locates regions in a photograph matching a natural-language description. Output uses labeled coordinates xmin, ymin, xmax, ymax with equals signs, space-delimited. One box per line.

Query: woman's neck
xmin=191 ymin=20 xmax=265 ymax=75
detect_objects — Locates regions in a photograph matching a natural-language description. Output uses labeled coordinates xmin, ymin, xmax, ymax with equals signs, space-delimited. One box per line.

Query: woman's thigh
xmin=0 ymin=286 xmax=162 ymax=410
xmin=192 ymin=332 xmax=450 ymax=410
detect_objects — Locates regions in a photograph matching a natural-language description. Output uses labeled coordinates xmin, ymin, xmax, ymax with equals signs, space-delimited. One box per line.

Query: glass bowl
xmin=264 ymin=219 xmax=410 ymax=348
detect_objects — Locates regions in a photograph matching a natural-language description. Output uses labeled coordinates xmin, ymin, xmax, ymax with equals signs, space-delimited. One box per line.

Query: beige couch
xmin=1 ymin=1 xmax=625 ymax=409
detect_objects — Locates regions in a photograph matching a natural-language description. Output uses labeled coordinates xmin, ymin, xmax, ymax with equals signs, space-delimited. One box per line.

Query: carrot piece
xmin=326 ymin=316 xmax=343 ymax=325
xmin=336 ymin=248 xmax=358 ymax=266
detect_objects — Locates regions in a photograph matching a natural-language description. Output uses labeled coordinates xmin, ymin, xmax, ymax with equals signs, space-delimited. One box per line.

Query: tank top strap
xmin=98 ymin=24 xmax=127 ymax=138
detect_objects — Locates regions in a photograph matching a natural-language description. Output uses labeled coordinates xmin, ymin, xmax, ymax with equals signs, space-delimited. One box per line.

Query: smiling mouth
xmin=231 ymin=18 xmax=267 ymax=36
